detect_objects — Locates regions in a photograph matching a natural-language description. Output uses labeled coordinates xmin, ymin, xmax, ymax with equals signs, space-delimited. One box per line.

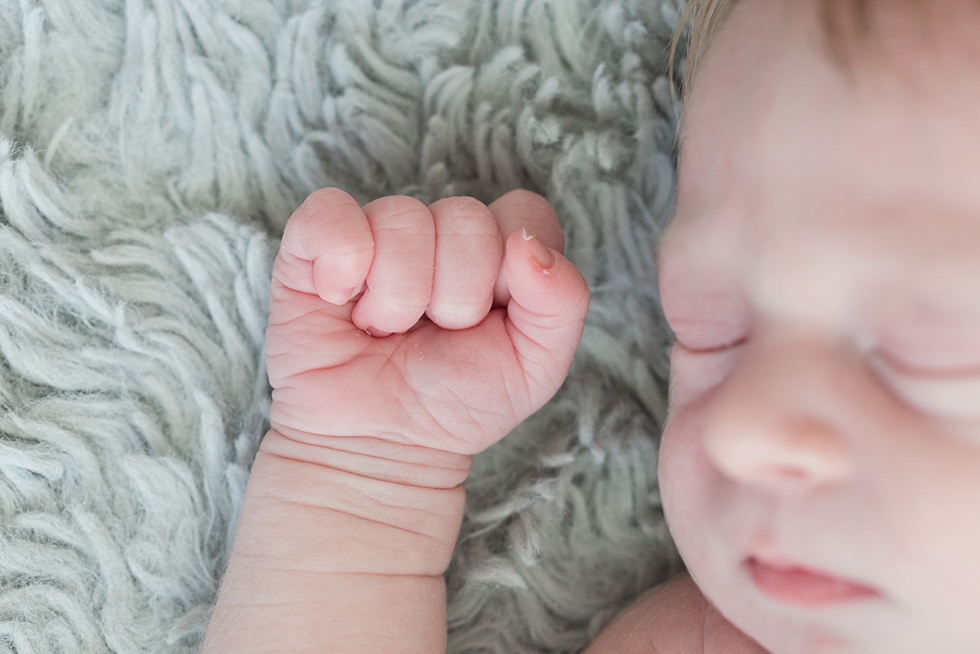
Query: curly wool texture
xmin=0 ymin=0 xmax=685 ymax=652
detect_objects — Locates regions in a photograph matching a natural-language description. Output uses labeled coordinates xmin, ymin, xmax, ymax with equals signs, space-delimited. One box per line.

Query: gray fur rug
xmin=0 ymin=0 xmax=685 ymax=651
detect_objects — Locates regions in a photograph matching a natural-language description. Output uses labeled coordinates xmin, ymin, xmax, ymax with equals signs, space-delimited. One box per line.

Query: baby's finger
xmin=488 ymin=190 xmax=565 ymax=306
xmin=426 ymin=197 xmax=502 ymax=330
xmin=489 ymin=190 xmax=565 ymax=252
xmin=501 ymin=229 xmax=590 ymax=387
xmin=351 ymin=196 xmax=435 ymax=335
xmin=278 ymin=188 xmax=374 ymax=305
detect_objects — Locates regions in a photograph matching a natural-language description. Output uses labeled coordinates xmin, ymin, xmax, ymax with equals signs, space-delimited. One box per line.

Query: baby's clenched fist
xmin=264 ymin=188 xmax=589 ymax=480
xmin=202 ymin=188 xmax=588 ymax=653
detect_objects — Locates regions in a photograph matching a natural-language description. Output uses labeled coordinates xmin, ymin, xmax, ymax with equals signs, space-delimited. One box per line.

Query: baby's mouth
xmin=745 ymin=557 xmax=881 ymax=607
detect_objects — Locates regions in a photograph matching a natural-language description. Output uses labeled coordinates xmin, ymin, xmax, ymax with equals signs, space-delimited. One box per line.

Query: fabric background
xmin=0 ymin=0 xmax=686 ymax=651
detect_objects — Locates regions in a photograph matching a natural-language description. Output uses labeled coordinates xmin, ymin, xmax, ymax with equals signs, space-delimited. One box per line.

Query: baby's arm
xmin=200 ymin=189 xmax=590 ymax=653
xmin=584 ymin=573 xmax=769 ymax=654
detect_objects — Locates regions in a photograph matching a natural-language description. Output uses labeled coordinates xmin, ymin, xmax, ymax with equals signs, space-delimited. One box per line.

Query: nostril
xmin=770 ymin=465 xmax=808 ymax=480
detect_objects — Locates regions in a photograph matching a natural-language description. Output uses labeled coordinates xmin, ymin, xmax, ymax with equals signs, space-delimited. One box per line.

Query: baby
xmin=201 ymin=0 xmax=980 ymax=652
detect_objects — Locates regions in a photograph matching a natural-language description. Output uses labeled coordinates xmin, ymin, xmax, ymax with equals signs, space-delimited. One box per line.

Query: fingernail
xmin=522 ymin=228 xmax=555 ymax=270
xmin=364 ymin=326 xmax=391 ymax=339
xmin=328 ymin=287 xmax=357 ymax=305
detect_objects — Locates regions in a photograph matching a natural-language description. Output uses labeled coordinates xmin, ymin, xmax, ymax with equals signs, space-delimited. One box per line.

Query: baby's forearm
xmin=201 ymin=429 xmax=472 ymax=653
xmin=202 ymin=553 xmax=450 ymax=652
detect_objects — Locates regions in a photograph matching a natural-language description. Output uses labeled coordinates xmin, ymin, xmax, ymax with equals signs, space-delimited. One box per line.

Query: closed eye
xmin=674 ymin=336 xmax=749 ymax=354
xmin=869 ymin=355 xmax=980 ymax=420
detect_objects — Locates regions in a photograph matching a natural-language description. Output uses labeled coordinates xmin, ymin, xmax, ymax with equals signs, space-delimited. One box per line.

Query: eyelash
xmin=680 ymin=337 xmax=748 ymax=353
xmin=868 ymin=355 xmax=980 ymax=420
xmin=671 ymin=325 xmax=980 ymax=420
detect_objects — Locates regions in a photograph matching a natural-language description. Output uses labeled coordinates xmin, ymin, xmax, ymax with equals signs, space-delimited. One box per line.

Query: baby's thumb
xmin=501 ymin=229 xmax=590 ymax=399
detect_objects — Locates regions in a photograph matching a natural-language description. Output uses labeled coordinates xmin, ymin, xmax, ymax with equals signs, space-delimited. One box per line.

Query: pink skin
xmin=201 ymin=188 xmax=590 ymax=653
xmin=266 ymin=188 xmax=588 ymax=458
xmin=202 ymin=0 xmax=980 ymax=649
xmin=584 ymin=573 xmax=769 ymax=654
xmin=658 ymin=0 xmax=980 ymax=652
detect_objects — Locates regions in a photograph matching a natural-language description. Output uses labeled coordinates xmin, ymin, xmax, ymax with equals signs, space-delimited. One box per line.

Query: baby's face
xmin=657 ymin=0 xmax=980 ymax=652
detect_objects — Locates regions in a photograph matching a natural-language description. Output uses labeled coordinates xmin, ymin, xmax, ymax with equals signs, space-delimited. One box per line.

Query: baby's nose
xmin=706 ymin=414 xmax=853 ymax=485
xmin=702 ymin=335 xmax=855 ymax=487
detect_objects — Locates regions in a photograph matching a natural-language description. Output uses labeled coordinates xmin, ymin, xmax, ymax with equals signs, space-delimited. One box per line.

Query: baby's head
xmin=657 ymin=0 xmax=980 ymax=651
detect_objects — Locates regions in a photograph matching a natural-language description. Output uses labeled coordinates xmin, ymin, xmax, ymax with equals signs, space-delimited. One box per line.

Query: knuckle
xmin=294 ymin=188 xmax=358 ymax=227
xmin=499 ymin=189 xmax=546 ymax=205
xmin=305 ymin=186 xmax=356 ymax=209
xmin=367 ymin=196 xmax=433 ymax=230
xmin=432 ymin=197 xmax=497 ymax=238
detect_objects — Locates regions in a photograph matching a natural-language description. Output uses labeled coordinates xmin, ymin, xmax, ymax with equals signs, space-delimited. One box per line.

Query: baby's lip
xmin=744 ymin=556 xmax=881 ymax=607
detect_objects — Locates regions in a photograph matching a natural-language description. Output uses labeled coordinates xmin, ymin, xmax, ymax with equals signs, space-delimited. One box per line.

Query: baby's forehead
xmin=678 ymin=0 xmax=980 ymax=203
xmin=685 ymin=0 xmax=980 ymax=114
xmin=668 ymin=1 xmax=980 ymax=336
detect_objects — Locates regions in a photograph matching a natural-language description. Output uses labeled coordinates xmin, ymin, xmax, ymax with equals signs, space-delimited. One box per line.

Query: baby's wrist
xmin=262 ymin=425 xmax=473 ymax=489
xmin=234 ymin=429 xmax=470 ymax=576
xmin=202 ymin=429 xmax=467 ymax=653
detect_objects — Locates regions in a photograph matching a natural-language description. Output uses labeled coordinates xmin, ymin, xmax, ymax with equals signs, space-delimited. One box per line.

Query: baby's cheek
xmin=659 ymin=394 xmax=744 ymax=587
xmin=659 ymin=403 xmax=715 ymax=542
xmin=668 ymin=344 xmax=742 ymax=407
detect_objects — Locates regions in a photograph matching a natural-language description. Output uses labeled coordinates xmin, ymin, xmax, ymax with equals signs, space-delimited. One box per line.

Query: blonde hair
xmin=668 ymin=0 xmax=740 ymax=96
xmin=667 ymin=0 xmax=929 ymax=94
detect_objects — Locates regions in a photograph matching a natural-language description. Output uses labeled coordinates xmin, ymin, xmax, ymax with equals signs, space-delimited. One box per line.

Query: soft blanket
xmin=0 ymin=0 xmax=683 ymax=651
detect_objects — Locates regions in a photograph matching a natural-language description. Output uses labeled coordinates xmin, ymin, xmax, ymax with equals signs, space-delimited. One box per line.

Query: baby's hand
xmin=202 ymin=193 xmax=586 ymax=654
xmin=264 ymin=188 xmax=589 ymax=481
